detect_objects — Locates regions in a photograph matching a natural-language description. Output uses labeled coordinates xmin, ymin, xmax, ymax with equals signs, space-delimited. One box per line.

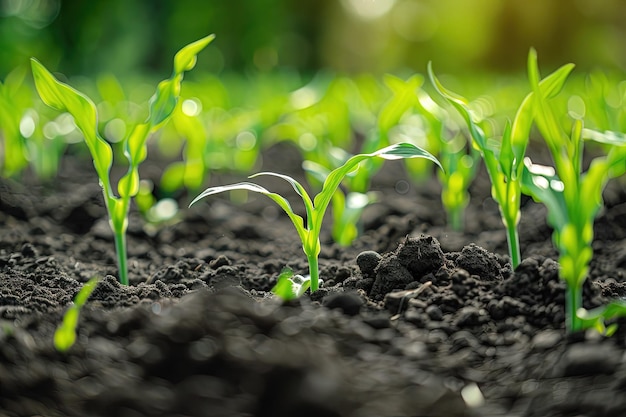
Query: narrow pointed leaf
xmin=379 ymin=74 xmax=423 ymax=133
xmin=189 ymin=182 xmax=308 ymax=244
xmin=31 ymin=58 xmax=113 ymax=185
xmin=498 ymin=120 xmax=514 ymax=178
xmin=54 ymin=277 xmax=99 ymax=352
xmin=313 ymin=142 xmax=440 ymax=234
xmin=174 ymin=34 xmax=215 ymax=74
xmin=149 ymin=35 xmax=215 ymax=129
xmin=428 ymin=62 xmax=489 ymax=152
xmin=250 ymin=172 xmax=314 ymax=210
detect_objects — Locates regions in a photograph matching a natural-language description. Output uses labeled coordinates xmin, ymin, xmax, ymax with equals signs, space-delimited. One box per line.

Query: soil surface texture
xmin=1 ymin=143 xmax=626 ymax=417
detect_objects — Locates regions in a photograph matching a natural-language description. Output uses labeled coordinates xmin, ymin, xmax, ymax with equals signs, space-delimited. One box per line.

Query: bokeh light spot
xmin=341 ymin=0 xmax=397 ymax=20
xmin=182 ymin=98 xmax=202 ymax=117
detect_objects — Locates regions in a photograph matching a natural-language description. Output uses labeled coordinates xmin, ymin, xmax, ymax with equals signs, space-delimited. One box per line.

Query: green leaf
xmin=578 ymin=301 xmax=626 ymax=336
xmin=607 ymin=145 xmax=626 ymax=178
xmin=250 ymin=172 xmax=315 ymax=229
xmin=174 ymin=34 xmax=216 ymax=74
xmin=498 ymin=120 xmax=514 ymax=178
xmin=302 ymin=160 xmax=331 ymax=187
xmin=54 ymin=277 xmax=99 ymax=352
xmin=428 ymin=63 xmax=489 ymax=153
xmin=189 ymin=181 xmax=308 ymax=245
xmin=161 ymin=162 xmax=186 ymax=192
xmin=378 ymin=74 xmax=423 ymax=134
xmin=527 ymin=49 xmax=575 ymax=155
xmin=313 ymin=142 xmax=441 ymax=234
xmin=372 ymin=142 xmax=442 ymax=163
xmin=271 ymin=267 xmax=311 ymax=300
xmin=31 ymin=58 xmax=113 ymax=185
xmin=332 ymin=192 xmax=372 ymax=246
xmin=527 ymin=50 xmax=576 ymax=101
xmin=119 ymin=35 xmax=213 ymax=202
xmin=148 ymin=79 xmax=180 ymax=129
xmin=149 ymin=35 xmax=215 ymax=130
xmin=578 ymin=158 xmax=610 ymax=223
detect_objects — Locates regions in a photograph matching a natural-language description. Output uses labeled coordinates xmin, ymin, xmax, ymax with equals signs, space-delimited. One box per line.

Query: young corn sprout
xmin=271 ymin=267 xmax=311 ymax=301
xmin=190 ymin=142 xmax=441 ymax=297
xmin=411 ymin=90 xmax=480 ymax=231
xmin=437 ymin=138 xmax=480 ymax=232
xmin=54 ymin=277 xmax=99 ymax=352
xmin=31 ymin=35 xmax=214 ymax=285
xmin=428 ymin=57 xmax=575 ymax=268
xmin=521 ymin=49 xmax=626 ymax=333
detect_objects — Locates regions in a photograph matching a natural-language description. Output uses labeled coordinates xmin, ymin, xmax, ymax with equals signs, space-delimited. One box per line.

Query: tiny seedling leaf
xmin=174 ymin=34 xmax=216 ymax=74
xmin=54 ymin=277 xmax=99 ymax=352
xmin=271 ymin=267 xmax=311 ymax=300
xmin=189 ymin=181 xmax=308 ymax=245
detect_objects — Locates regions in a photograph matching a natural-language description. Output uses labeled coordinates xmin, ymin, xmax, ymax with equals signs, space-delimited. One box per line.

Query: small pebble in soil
xmin=20 ymin=243 xmax=38 ymax=258
xmin=531 ymin=329 xmax=562 ymax=350
xmin=356 ymin=251 xmax=381 ymax=276
xmin=322 ymin=292 xmax=364 ymax=316
xmin=425 ymin=304 xmax=443 ymax=321
xmin=454 ymin=306 xmax=489 ymax=327
xmin=557 ymin=342 xmax=622 ymax=377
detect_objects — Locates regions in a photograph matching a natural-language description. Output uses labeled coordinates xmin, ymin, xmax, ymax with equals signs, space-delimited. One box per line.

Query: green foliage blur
xmin=1 ymin=0 xmax=625 ymax=78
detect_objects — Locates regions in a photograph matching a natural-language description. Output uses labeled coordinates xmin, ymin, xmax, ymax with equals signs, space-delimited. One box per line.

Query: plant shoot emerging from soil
xmin=521 ymin=49 xmax=626 ymax=333
xmin=54 ymin=277 xmax=99 ymax=352
xmin=428 ymin=58 xmax=575 ymax=268
xmin=31 ymin=35 xmax=214 ymax=285
xmin=190 ymin=142 xmax=441 ymax=295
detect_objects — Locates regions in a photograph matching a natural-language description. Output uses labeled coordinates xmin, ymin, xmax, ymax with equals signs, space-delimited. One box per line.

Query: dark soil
xmin=1 ymin=142 xmax=626 ymax=417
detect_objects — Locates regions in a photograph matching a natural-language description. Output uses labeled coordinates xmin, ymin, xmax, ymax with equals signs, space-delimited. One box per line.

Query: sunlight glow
xmin=19 ymin=110 xmax=36 ymax=138
xmin=341 ymin=0 xmax=396 ymax=20
xmin=182 ymin=98 xmax=202 ymax=117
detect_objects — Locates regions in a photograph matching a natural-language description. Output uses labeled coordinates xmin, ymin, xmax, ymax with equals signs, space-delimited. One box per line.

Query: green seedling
xmin=0 ymin=66 xmax=30 ymax=177
xmin=297 ymin=75 xmax=436 ymax=246
xmin=429 ymin=57 xmax=575 ymax=268
xmin=190 ymin=142 xmax=441 ymax=295
xmin=271 ymin=267 xmax=311 ymax=301
xmin=54 ymin=277 xmax=99 ymax=352
xmin=521 ymin=49 xmax=626 ymax=333
xmin=31 ymin=35 xmax=214 ymax=285
xmin=438 ymin=138 xmax=480 ymax=232
xmin=409 ymin=89 xmax=479 ymax=231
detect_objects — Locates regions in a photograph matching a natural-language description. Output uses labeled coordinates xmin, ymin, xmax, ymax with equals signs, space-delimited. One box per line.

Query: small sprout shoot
xmin=429 ymin=56 xmax=574 ymax=268
xmin=271 ymin=267 xmax=311 ymax=300
xmin=31 ymin=35 xmax=214 ymax=284
xmin=191 ymin=142 xmax=441 ymax=294
xmin=54 ymin=277 xmax=99 ymax=352
xmin=521 ymin=49 xmax=626 ymax=333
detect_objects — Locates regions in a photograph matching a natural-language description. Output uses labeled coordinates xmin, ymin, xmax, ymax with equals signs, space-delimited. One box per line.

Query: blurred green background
xmin=1 ymin=0 xmax=625 ymax=77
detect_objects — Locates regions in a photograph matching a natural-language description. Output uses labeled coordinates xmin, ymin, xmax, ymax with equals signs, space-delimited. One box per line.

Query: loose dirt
xmin=1 ymin=143 xmax=625 ymax=416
